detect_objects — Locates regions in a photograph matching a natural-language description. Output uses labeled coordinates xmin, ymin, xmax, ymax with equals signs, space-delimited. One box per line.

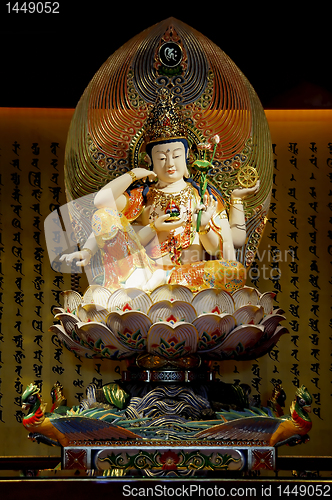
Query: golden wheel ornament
xmin=236 ymin=166 xmax=259 ymax=188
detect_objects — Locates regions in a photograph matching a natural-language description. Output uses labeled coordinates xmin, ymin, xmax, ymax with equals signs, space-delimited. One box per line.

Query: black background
xmin=1 ymin=4 xmax=331 ymax=109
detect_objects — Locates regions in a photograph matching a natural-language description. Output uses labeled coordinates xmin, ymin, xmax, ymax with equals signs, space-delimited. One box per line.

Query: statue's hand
xmin=131 ymin=168 xmax=157 ymax=182
xmin=154 ymin=213 xmax=187 ymax=232
xmin=195 ymin=194 xmax=218 ymax=229
xmin=231 ymin=180 xmax=260 ymax=200
xmin=59 ymin=250 xmax=91 ymax=267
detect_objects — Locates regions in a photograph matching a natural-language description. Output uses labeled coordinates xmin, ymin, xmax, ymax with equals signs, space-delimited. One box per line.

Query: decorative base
xmin=58 ymin=375 xmax=278 ymax=476
xmin=63 ymin=441 xmax=276 ymax=474
xmin=21 ymin=366 xmax=312 ymax=477
xmin=122 ymin=368 xmax=215 ymax=383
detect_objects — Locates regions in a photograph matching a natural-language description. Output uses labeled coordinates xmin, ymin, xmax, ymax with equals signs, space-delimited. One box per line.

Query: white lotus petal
xmin=194 ymin=313 xmax=236 ymax=351
xmin=147 ymin=322 xmax=198 ymax=358
xmin=106 ymin=310 xmax=151 ymax=351
xmin=208 ymin=324 xmax=265 ymax=357
xmin=260 ymin=313 xmax=286 ymax=339
xmin=107 ymin=288 xmax=152 ymax=313
xmin=192 ymin=288 xmax=235 ymax=315
xmin=77 ymin=304 xmax=109 ymax=324
xmin=233 ymin=305 xmax=264 ymax=326
xmin=253 ymin=306 xmax=264 ymax=324
xmin=52 ymin=307 xmax=65 ymax=315
xmin=54 ymin=312 xmax=80 ymax=336
xmin=232 ymin=286 xmax=260 ymax=309
xmin=148 ymin=300 xmax=196 ymax=324
xmin=150 ymin=284 xmax=193 ymax=304
xmin=248 ymin=325 xmax=289 ymax=358
xmin=61 ymin=290 xmax=83 ymax=313
xmin=273 ymin=307 xmax=285 ymax=315
xmin=272 ymin=325 xmax=289 ymax=338
xmin=49 ymin=324 xmax=96 ymax=358
xmin=82 ymin=285 xmax=113 ymax=308
xmin=74 ymin=321 xmax=135 ymax=358
xmin=259 ymin=291 xmax=276 ymax=315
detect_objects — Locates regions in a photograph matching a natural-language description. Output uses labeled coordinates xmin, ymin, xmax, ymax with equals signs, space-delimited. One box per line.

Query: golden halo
xmin=236 ymin=166 xmax=259 ymax=188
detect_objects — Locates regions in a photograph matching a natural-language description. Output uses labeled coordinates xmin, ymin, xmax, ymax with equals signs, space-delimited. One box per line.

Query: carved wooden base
xmin=62 ymin=442 xmax=276 ymax=474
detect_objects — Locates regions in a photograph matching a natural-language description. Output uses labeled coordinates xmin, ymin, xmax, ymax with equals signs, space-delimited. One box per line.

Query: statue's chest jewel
xmin=147 ymin=185 xmax=193 ymax=225
xmin=146 ymin=186 xmax=196 ymax=264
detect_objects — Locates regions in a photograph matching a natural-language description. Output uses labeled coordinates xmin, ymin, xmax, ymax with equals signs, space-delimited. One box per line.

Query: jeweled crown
xmin=144 ymin=89 xmax=187 ymax=144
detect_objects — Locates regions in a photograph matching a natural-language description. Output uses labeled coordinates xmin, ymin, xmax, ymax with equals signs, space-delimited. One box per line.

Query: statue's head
xmin=146 ymin=139 xmax=189 ymax=183
xmin=143 ymin=89 xmax=190 ymax=181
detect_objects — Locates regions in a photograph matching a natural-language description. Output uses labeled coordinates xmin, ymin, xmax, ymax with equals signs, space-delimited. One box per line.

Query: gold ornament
xmin=198 ymin=225 xmax=211 ymax=235
xmin=81 ymin=248 xmax=93 ymax=259
xmin=148 ymin=185 xmax=192 ymax=211
xmin=149 ymin=221 xmax=157 ymax=233
xmin=236 ymin=166 xmax=259 ymax=188
xmin=127 ymin=170 xmax=137 ymax=183
xmin=144 ymin=88 xmax=187 ymax=145
xmin=230 ymin=198 xmax=244 ymax=205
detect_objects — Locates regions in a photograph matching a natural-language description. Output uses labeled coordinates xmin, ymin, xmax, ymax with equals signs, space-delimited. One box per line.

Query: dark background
xmin=1 ymin=4 xmax=331 ymax=109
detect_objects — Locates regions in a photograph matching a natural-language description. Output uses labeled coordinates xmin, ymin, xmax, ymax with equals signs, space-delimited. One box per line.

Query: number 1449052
xmin=6 ymin=2 xmax=60 ymax=13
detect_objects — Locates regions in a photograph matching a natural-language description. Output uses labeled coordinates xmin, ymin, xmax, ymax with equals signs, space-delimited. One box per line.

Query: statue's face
xmin=151 ymin=141 xmax=187 ymax=184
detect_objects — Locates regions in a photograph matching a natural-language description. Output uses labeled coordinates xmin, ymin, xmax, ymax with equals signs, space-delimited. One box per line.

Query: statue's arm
xmin=94 ymin=169 xmax=157 ymax=210
xmin=228 ymin=195 xmax=247 ymax=249
xmin=59 ymin=231 xmax=98 ymax=267
xmin=229 ymin=181 xmax=260 ymax=248
xmin=196 ymin=194 xmax=222 ymax=257
xmin=198 ymin=227 xmax=221 ymax=257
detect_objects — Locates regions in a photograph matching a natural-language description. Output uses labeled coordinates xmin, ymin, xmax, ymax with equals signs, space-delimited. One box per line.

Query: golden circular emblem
xmin=237 ymin=166 xmax=259 ymax=188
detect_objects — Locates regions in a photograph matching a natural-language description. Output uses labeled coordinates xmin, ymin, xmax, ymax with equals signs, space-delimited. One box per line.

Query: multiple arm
xmin=229 ymin=181 xmax=260 ymax=248
xmin=60 ymin=169 xmax=156 ymax=266
xmin=195 ymin=194 xmax=221 ymax=257
xmin=94 ymin=168 xmax=157 ymax=210
xmin=61 ymin=165 xmax=259 ymax=268
xmin=197 ymin=182 xmax=260 ymax=260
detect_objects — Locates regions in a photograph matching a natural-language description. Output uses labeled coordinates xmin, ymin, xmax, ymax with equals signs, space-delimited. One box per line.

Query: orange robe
xmin=91 ymin=185 xmax=246 ymax=293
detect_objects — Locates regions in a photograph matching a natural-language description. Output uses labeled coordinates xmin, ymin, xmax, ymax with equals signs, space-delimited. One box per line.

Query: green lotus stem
xmin=211 ymin=143 xmax=217 ymax=163
xmin=197 ymin=171 xmax=208 ymax=231
xmin=194 ymin=142 xmax=218 ymax=232
xmin=196 ymin=208 xmax=203 ymax=232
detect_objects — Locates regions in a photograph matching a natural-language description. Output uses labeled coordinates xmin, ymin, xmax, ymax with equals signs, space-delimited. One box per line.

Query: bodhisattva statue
xmin=61 ymin=91 xmax=259 ymax=293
